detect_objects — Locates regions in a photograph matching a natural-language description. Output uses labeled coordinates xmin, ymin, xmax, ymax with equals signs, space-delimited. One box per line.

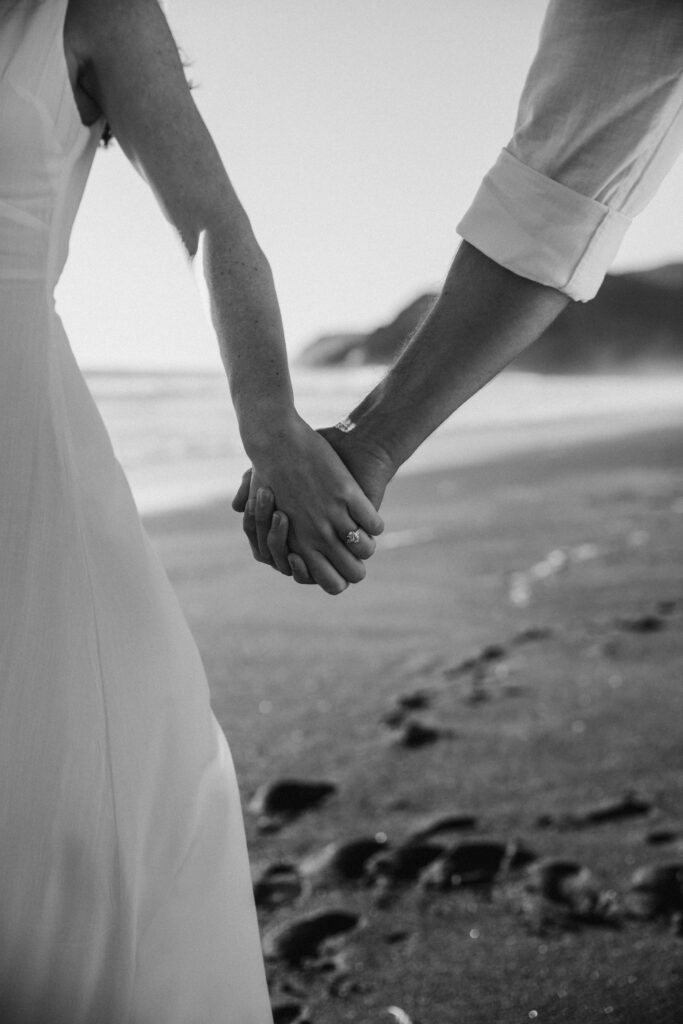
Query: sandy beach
xmin=145 ymin=418 xmax=683 ymax=1024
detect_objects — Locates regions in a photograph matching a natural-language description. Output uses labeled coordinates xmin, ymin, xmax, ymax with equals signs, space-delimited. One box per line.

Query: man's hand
xmin=232 ymin=425 xmax=395 ymax=586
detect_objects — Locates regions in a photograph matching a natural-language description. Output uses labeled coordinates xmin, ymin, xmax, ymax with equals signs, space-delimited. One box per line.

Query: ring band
xmin=346 ymin=528 xmax=361 ymax=545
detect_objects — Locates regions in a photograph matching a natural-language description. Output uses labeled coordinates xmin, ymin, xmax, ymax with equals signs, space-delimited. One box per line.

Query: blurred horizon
xmin=58 ymin=0 xmax=683 ymax=371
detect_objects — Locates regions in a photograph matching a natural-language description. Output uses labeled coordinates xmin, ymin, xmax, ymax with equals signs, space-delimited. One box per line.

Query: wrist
xmin=239 ymin=402 xmax=302 ymax=461
xmin=343 ymin=383 xmax=403 ymax=479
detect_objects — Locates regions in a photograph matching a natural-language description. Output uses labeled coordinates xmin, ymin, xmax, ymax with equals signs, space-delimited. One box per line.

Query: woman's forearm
xmin=346 ymin=242 xmax=569 ymax=475
xmin=200 ymin=214 xmax=298 ymax=457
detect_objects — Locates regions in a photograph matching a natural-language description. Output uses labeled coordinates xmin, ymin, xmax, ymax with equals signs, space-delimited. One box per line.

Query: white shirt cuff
xmin=457 ymin=149 xmax=632 ymax=301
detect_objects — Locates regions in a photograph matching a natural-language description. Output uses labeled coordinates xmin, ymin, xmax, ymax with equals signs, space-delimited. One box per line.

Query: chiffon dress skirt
xmin=0 ymin=2 xmax=272 ymax=1020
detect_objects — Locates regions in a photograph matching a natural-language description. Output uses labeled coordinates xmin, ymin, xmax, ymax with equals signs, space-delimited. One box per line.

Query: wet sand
xmin=146 ymin=420 xmax=683 ymax=1024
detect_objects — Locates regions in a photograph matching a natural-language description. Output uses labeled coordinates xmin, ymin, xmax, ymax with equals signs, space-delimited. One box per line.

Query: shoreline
xmin=145 ymin=419 xmax=683 ymax=1024
xmin=142 ymin=416 xmax=683 ymax=540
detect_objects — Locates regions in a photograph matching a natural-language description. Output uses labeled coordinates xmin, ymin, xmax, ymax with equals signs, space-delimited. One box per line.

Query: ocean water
xmin=84 ymin=366 xmax=683 ymax=517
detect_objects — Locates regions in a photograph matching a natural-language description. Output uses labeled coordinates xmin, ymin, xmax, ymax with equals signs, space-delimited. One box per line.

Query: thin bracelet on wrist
xmin=334 ymin=416 xmax=356 ymax=433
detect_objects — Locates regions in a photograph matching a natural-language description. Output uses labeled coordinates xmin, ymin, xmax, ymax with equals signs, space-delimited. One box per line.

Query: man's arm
xmin=330 ymin=0 xmax=683 ymax=492
xmin=239 ymin=0 xmax=683 ymax=578
xmin=335 ymin=242 xmax=567 ymax=484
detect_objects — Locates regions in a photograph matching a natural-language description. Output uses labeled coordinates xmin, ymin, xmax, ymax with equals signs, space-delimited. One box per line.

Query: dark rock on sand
xmin=249 ymin=779 xmax=337 ymax=823
xmin=617 ymin=613 xmax=665 ymax=634
xmin=405 ymin=812 xmax=478 ymax=845
xmin=537 ymin=791 xmax=652 ymax=829
xmin=300 ymin=836 xmax=390 ymax=884
xmin=263 ymin=909 xmax=360 ymax=967
xmin=254 ymin=862 xmax=302 ymax=910
xmin=366 ymin=842 xmax=446 ymax=885
xmin=625 ymin=864 xmax=683 ymax=919
xmin=420 ymin=839 xmax=528 ymax=889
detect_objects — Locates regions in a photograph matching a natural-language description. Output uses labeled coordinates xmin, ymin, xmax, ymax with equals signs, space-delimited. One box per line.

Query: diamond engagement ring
xmin=346 ymin=528 xmax=361 ymax=545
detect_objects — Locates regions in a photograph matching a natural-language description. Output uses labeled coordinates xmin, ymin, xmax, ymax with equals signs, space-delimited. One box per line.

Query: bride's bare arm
xmin=67 ymin=0 xmax=382 ymax=594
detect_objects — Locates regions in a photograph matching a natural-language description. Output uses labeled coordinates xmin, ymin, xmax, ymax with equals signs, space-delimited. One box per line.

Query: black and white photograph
xmin=1 ymin=1 xmax=682 ymax=1021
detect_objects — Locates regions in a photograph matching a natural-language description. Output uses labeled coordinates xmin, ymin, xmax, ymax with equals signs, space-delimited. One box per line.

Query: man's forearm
xmin=346 ymin=242 xmax=569 ymax=474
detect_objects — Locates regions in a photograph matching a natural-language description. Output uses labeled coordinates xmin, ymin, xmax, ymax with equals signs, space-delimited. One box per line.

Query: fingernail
xmin=257 ymin=488 xmax=269 ymax=507
xmin=246 ymin=498 xmax=256 ymax=516
xmin=272 ymin=512 xmax=281 ymax=526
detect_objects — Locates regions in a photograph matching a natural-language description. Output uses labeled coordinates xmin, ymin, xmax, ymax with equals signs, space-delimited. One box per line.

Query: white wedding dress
xmin=0 ymin=2 xmax=272 ymax=1021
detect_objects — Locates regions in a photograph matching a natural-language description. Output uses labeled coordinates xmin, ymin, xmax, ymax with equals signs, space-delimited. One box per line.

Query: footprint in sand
xmin=395 ymin=688 xmax=435 ymax=711
xmin=271 ymin=1002 xmax=311 ymax=1024
xmin=253 ymin=862 xmax=302 ymax=911
xmin=519 ymin=858 xmax=618 ymax=929
xmin=381 ymin=689 xmax=435 ymax=728
xmin=300 ymin=835 xmax=390 ymax=886
xmin=366 ymin=842 xmax=446 ymax=889
xmin=625 ymin=863 xmax=683 ymax=920
xmin=263 ymin=909 xmax=360 ymax=968
xmin=404 ymin=812 xmax=478 ymax=845
xmin=616 ymin=613 xmax=666 ymax=634
xmin=420 ymin=839 xmax=535 ymax=890
xmin=536 ymin=791 xmax=653 ymax=829
xmin=443 ymin=643 xmax=507 ymax=679
xmin=249 ymin=779 xmax=338 ymax=831
xmin=646 ymin=827 xmax=682 ymax=846
xmin=512 ymin=625 xmax=555 ymax=645
xmin=388 ymin=717 xmax=452 ymax=748
xmin=525 ymin=859 xmax=603 ymax=915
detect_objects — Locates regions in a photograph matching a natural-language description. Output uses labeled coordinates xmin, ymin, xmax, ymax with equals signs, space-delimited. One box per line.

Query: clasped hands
xmin=231 ymin=416 xmax=392 ymax=595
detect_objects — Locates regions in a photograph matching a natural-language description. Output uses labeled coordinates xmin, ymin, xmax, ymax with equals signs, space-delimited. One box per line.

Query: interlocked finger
xmin=267 ymin=512 xmax=292 ymax=575
xmin=288 ymin=553 xmax=314 ymax=585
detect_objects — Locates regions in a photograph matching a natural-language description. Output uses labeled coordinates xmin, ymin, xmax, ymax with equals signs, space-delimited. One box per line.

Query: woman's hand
xmin=233 ymin=423 xmax=395 ymax=587
xmin=237 ymin=414 xmax=384 ymax=595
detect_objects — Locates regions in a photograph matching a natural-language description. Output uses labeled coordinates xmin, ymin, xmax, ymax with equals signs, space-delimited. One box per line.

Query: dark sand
xmin=146 ymin=422 xmax=683 ymax=1024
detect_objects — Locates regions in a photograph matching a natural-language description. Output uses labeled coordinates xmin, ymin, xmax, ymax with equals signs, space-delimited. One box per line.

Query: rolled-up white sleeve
xmin=457 ymin=0 xmax=683 ymax=300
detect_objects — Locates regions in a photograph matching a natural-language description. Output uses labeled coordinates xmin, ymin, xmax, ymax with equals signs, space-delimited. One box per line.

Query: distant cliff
xmin=298 ymin=264 xmax=683 ymax=373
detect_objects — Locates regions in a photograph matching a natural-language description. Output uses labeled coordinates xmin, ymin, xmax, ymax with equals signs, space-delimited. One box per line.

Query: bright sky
xmin=58 ymin=0 xmax=683 ymax=371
